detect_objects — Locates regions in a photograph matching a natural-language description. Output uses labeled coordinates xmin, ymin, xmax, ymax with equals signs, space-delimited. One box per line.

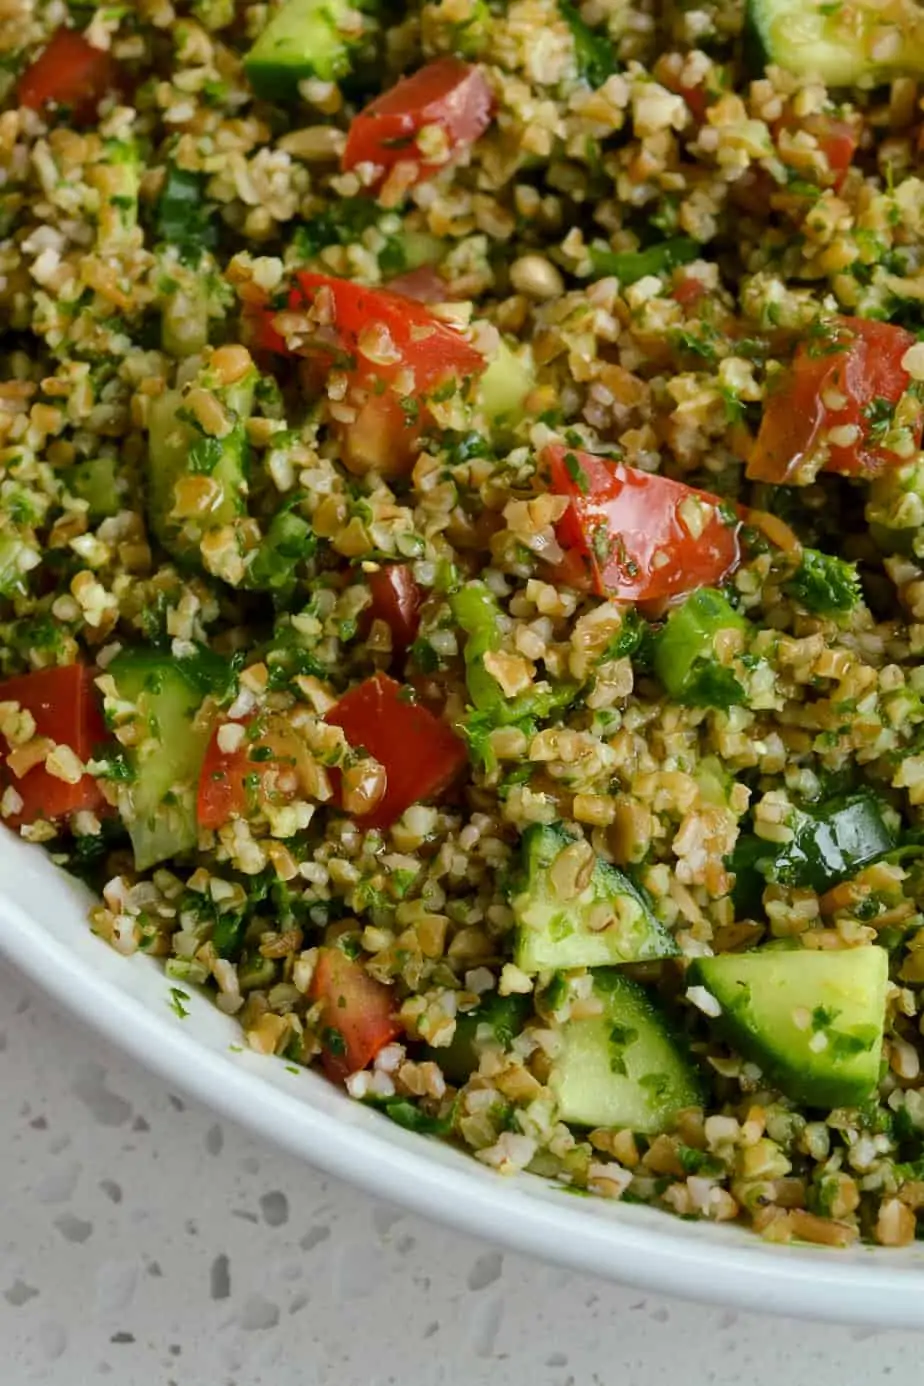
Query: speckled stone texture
xmin=1 ymin=965 xmax=922 ymax=1386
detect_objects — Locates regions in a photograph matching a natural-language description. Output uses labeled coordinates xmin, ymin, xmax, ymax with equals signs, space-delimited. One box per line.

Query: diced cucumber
xmin=244 ymin=0 xmax=359 ymax=100
xmin=146 ymin=357 xmax=256 ymax=563
xmin=476 ymin=341 xmax=536 ymax=432
xmin=867 ymin=458 xmax=924 ymax=560
xmin=107 ymin=647 xmax=229 ymax=870
xmin=745 ymin=0 xmax=924 ymax=85
xmin=427 ymin=993 xmax=531 ymax=1083
xmin=551 ymin=969 xmax=703 ymax=1132
xmin=730 ymin=791 xmax=896 ymax=914
xmin=512 ymin=822 xmax=677 ymax=973
xmin=66 ymin=456 xmax=123 ymax=520
xmin=98 ymin=139 xmax=140 ymax=245
xmin=653 ymin=587 xmax=749 ymax=708
xmin=688 ymin=946 xmax=888 ymax=1108
xmin=247 ymin=507 xmax=316 ymax=597
xmin=161 ymin=277 xmax=211 ymax=359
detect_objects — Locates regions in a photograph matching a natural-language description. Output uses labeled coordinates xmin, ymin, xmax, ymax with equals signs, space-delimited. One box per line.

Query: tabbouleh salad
xmin=8 ymin=0 xmax=924 ymax=1249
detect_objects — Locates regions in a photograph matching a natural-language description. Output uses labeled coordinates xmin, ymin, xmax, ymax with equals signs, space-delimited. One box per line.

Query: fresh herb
xmin=168 ymin=986 xmax=190 ymax=1019
xmin=155 ymin=164 xmax=217 ymax=264
xmin=784 ymin=547 xmax=861 ymax=617
xmin=589 ymin=237 xmax=699 ymax=285
xmin=559 ymin=0 xmax=617 ymax=86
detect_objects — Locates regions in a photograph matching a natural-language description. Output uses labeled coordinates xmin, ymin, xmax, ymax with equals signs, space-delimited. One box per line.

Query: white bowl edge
xmin=2 ymin=828 xmax=923 ymax=1328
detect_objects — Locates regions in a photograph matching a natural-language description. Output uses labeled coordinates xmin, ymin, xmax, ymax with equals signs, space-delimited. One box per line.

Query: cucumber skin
xmin=688 ymin=946 xmax=888 ymax=1109
xmin=512 ymin=822 xmax=677 ymax=973
xmin=244 ymin=0 xmax=355 ymax=100
xmin=107 ymin=649 xmax=228 ymax=871
xmin=551 ymin=969 xmax=703 ymax=1133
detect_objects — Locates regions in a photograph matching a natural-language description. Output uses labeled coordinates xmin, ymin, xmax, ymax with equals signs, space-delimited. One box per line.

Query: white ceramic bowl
xmin=2 ymin=827 xmax=923 ymax=1327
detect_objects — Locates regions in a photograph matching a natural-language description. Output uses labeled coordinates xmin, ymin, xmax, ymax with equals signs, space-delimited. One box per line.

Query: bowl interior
xmin=2 ymin=826 xmax=923 ymax=1327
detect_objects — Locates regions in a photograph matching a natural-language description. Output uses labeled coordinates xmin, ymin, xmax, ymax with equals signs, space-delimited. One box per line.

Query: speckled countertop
xmin=1 ymin=964 xmax=922 ymax=1386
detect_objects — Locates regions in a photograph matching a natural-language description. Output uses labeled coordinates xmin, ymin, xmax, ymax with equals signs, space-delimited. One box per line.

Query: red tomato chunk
xmin=18 ymin=27 xmax=117 ymax=124
xmin=258 ymin=272 xmax=484 ymax=476
xmin=309 ymin=946 xmax=401 ymax=1083
xmin=0 ymin=665 xmax=106 ymax=827
xmin=747 ymin=318 xmax=921 ymax=485
xmin=545 ymin=445 xmax=741 ymax=602
xmin=197 ymin=716 xmax=315 ymax=829
xmin=325 ymin=672 xmax=466 ymax=829
xmin=342 ymin=57 xmax=494 ymax=193
xmin=366 ymin=564 xmax=422 ymax=657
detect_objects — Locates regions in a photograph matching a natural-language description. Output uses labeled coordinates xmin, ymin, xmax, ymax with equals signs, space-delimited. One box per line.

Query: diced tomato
xmin=289 ymin=272 xmax=484 ymax=392
xmin=309 ymin=946 xmax=401 ymax=1083
xmin=342 ymin=58 xmax=494 ymax=192
xmin=257 ymin=272 xmax=484 ymax=474
xmin=774 ymin=110 xmax=858 ymax=193
xmin=325 ymin=672 xmax=466 ymax=830
xmin=18 ymin=27 xmax=117 ymax=124
xmin=0 ymin=665 xmax=106 ymax=827
xmin=808 ymin=115 xmax=857 ymax=191
xmin=747 ymin=317 xmax=921 ymax=485
xmin=672 ymin=274 xmax=708 ymax=308
xmin=196 ymin=715 xmax=313 ymax=829
xmin=545 ymin=445 xmax=741 ymax=602
xmin=366 ymin=564 xmax=422 ymax=656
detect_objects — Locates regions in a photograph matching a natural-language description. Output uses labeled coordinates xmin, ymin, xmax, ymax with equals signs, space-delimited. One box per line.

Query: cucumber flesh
xmin=551 ymin=969 xmax=703 ymax=1133
xmin=107 ymin=648 xmax=228 ymax=870
xmin=688 ymin=946 xmax=888 ymax=1108
xmin=476 ymin=341 xmax=535 ymax=432
xmin=426 ymin=993 xmax=531 ymax=1083
xmin=146 ymin=359 xmax=256 ymax=564
xmin=746 ymin=0 xmax=924 ymax=85
xmin=512 ymin=822 xmax=677 ymax=973
xmin=67 ymin=456 xmax=123 ymax=520
xmin=244 ymin=0 xmax=358 ymax=99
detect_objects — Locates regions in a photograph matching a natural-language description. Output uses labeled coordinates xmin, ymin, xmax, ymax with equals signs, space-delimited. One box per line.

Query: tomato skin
xmin=342 ymin=58 xmax=494 ymax=191
xmin=748 ymin=318 xmax=920 ymax=484
xmin=366 ymin=564 xmax=422 ymax=656
xmin=196 ymin=717 xmax=311 ymax=829
xmin=809 ymin=115 xmax=857 ymax=191
xmin=309 ymin=946 xmax=401 ymax=1083
xmin=291 ymin=272 xmax=484 ymax=391
xmin=18 ymin=28 xmax=116 ymax=123
xmin=256 ymin=273 xmax=483 ymax=475
xmin=672 ymin=275 xmax=708 ymax=308
xmin=0 ymin=665 xmax=106 ymax=826
xmin=325 ymin=672 xmax=466 ymax=830
xmin=545 ymin=446 xmax=740 ymax=603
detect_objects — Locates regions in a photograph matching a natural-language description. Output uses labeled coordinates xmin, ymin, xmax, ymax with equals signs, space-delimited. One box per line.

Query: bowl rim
xmin=3 ymin=835 xmax=924 ymax=1328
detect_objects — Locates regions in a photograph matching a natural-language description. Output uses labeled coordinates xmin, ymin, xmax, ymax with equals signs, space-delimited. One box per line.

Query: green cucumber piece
xmin=688 ymin=946 xmax=888 ymax=1108
xmin=745 ymin=0 xmax=924 ymax=85
xmin=107 ymin=647 xmax=229 ymax=870
xmin=551 ymin=969 xmax=703 ymax=1132
xmin=731 ymin=791 xmax=896 ymax=913
xmin=512 ymin=822 xmax=677 ymax=973
xmin=476 ymin=341 xmax=536 ymax=432
xmin=67 ymin=456 xmax=123 ymax=520
xmin=146 ymin=359 xmax=256 ymax=563
xmin=427 ymin=993 xmax=532 ymax=1083
xmin=653 ymin=587 xmax=749 ymax=708
xmin=244 ymin=0 xmax=359 ymax=99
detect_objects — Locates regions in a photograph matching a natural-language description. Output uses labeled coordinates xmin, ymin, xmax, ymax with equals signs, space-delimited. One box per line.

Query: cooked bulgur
xmin=6 ymin=0 xmax=924 ymax=1248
